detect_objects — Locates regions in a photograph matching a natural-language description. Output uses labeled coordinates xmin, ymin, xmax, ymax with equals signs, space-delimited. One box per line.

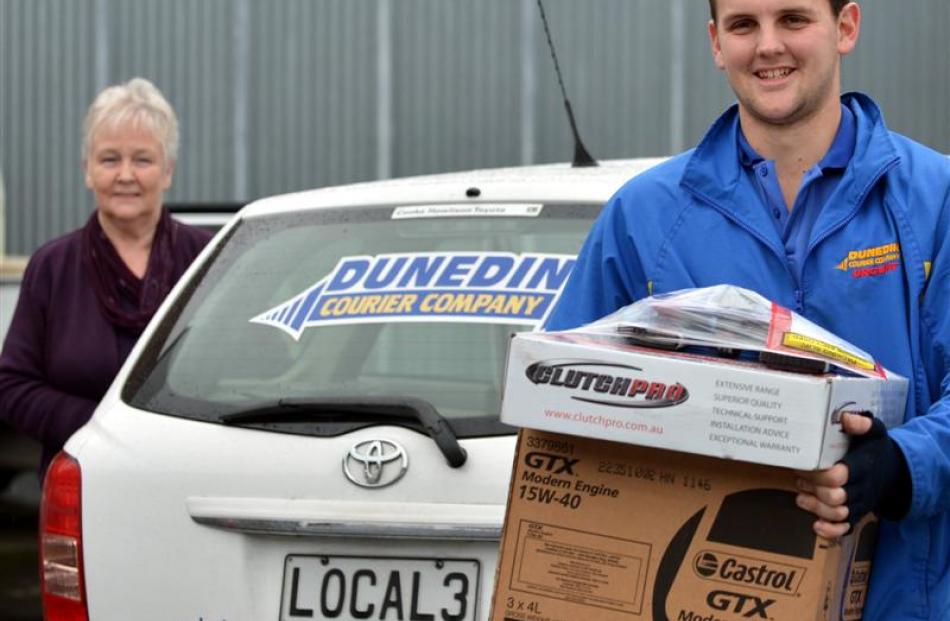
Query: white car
xmin=41 ymin=158 xmax=663 ymax=620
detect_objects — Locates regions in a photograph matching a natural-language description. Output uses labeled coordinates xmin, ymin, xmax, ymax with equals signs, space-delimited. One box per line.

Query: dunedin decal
xmin=525 ymin=360 xmax=689 ymax=408
xmin=835 ymin=242 xmax=901 ymax=279
xmin=251 ymin=252 xmax=575 ymax=339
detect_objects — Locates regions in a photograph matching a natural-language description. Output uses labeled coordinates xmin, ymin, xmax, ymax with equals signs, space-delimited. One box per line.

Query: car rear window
xmin=124 ymin=203 xmax=599 ymax=437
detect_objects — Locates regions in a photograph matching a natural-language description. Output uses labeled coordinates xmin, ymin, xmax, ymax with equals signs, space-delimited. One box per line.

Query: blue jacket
xmin=546 ymin=93 xmax=950 ymax=621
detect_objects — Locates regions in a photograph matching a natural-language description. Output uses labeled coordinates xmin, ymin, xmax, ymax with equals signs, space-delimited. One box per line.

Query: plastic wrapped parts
xmin=575 ymin=285 xmax=884 ymax=378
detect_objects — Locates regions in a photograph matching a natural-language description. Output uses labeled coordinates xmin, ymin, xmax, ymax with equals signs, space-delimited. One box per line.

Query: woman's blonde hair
xmin=82 ymin=77 xmax=179 ymax=163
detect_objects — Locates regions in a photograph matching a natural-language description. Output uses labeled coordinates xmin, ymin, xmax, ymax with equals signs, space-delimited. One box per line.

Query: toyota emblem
xmin=343 ymin=439 xmax=409 ymax=488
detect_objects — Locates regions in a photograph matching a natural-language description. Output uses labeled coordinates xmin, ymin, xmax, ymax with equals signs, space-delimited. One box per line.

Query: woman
xmin=0 ymin=78 xmax=212 ymax=475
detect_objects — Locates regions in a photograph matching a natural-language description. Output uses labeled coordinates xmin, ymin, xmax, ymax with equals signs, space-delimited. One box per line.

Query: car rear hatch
xmin=76 ymin=406 xmax=514 ymax=620
xmin=70 ymin=200 xmax=601 ymax=620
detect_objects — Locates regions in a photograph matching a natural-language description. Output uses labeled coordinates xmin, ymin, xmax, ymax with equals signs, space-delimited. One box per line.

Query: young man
xmin=545 ymin=1 xmax=950 ymax=619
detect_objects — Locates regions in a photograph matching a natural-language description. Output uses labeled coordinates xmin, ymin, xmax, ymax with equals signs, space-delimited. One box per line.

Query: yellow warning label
xmin=781 ymin=333 xmax=876 ymax=370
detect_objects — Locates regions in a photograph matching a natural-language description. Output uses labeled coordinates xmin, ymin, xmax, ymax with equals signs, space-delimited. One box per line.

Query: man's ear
xmin=708 ymin=19 xmax=726 ymax=70
xmin=837 ymin=2 xmax=861 ymax=56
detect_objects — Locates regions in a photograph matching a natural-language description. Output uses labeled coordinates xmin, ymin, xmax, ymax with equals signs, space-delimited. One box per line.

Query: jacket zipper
xmin=681 ymin=184 xmax=803 ymax=309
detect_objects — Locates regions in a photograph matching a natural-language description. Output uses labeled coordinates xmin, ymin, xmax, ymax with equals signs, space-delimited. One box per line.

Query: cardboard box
xmin=491 ymin=429 xmax=876 ymax=621
xmin=501 ymin=332 xmax=907 ymax=470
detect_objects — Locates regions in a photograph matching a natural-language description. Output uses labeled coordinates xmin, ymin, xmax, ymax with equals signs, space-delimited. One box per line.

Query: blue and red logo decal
xmin=251 ymin=252 xmax=576 ymax=339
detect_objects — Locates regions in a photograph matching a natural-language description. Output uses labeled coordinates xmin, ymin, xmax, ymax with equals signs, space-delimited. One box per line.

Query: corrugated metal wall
xmin=2 ymin=0 xmax=948 ymax=256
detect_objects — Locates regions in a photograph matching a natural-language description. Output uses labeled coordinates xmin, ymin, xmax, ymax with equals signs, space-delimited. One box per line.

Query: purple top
xmin=0 ymin=220 xmax=211 ymax=474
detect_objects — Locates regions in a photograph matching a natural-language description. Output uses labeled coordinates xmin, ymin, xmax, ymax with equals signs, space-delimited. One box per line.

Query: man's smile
xmin=755 ymin=67 xmax=795 ymax=80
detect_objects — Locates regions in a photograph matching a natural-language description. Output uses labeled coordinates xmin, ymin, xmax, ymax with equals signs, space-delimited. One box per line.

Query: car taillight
xmin=40 ymin=452 xmax=88 ymax=621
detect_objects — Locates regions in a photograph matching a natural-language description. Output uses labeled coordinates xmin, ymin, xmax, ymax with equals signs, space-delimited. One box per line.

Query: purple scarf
xmin=81 ymin=208 xmax=178 ymax=332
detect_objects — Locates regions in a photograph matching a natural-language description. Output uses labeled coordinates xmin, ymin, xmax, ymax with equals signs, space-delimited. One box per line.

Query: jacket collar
xmin=679 ymin=93 xmax=900 ymax=238
xmin=736 ymin=104 xmax=856 ymax=171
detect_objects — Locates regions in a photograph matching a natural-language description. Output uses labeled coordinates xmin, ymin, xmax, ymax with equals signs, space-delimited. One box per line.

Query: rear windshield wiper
xmin=219 ymin=395 xmax=467 ymax=468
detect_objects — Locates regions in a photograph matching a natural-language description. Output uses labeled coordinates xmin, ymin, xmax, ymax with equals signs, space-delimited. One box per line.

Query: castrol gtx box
xmin=500 ymin=330 xmax=908 ymax=470
xmin=490 ymin=430 xmax=877 ymax=621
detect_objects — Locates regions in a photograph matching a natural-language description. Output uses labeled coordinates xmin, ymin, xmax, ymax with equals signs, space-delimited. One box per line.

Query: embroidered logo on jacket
xmin=835 ymin=243 xmax=901 ymax=279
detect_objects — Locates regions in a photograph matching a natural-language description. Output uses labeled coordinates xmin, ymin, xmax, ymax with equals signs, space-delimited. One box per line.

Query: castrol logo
xmin=693 ymin=551 xmax=805 ymax=595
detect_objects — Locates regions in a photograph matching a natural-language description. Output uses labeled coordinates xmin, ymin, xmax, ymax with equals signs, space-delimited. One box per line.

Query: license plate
xmin=280 ymin=554 xmax=480 ymax=621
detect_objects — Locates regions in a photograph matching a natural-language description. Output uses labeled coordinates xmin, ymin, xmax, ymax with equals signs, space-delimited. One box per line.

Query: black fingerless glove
xmin=840 ymin=415 xmax=912 ymax=527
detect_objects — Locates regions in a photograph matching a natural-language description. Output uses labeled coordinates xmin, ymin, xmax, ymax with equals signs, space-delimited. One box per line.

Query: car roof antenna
xmin=536 ymin=0 xmax=597 ymax=167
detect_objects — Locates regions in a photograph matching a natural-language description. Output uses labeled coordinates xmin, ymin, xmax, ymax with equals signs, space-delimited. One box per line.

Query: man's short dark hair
xmin=708 ymin=0 xmax=850 ymax=22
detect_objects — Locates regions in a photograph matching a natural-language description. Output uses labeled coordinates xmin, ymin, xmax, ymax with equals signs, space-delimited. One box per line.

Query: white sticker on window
xmin=391 ymin=204 xmax=543 ymax=219
xmin=250 ymin=251 xmax=574 ymax=340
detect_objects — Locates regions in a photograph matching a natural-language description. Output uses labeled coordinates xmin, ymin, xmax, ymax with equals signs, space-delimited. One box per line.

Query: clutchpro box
xmin=490 ymin=430 xmax=877 ymax=621
xmin=500 ymin=332 xmax=908 ymax=470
